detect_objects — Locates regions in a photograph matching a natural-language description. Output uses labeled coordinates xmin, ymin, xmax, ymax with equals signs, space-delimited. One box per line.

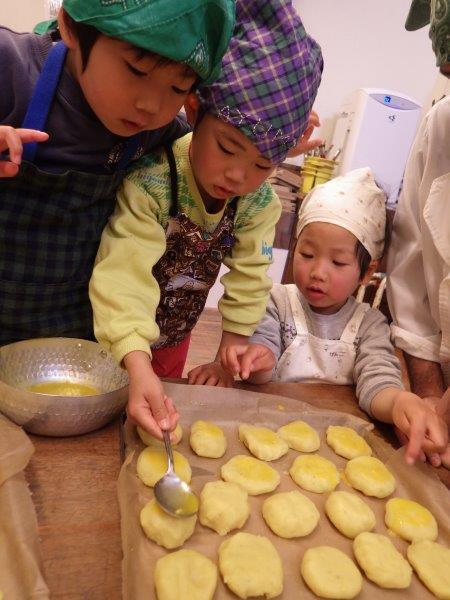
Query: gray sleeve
xmin=248 ymin=295 xmax=284 ymax=361
xmin=354 ymin=308 xmax=403 ymax=416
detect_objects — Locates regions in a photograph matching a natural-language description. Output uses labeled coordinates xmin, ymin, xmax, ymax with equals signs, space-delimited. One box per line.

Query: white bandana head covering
xmin=296 ymin=167 xmax=386 ymax=260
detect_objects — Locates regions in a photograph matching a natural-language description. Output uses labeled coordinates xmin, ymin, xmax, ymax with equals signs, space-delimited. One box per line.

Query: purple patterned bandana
xmin=197 ymin=0 xmax=323 ymax=164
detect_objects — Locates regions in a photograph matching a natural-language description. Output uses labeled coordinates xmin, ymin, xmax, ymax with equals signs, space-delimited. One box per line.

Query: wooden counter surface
xmin=25 ymin=382 xmax=449 ymax=599
xmin=27 ymin=420 xmax=123 ymax=600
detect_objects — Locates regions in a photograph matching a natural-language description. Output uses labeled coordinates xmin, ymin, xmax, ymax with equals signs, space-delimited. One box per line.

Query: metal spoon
xmin=154 ymin=429 xmax=199 ymax=518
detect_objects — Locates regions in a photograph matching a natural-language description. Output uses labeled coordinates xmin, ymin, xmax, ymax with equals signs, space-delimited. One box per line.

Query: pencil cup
xmin=301 ymin=157 xmax=336 ymax=193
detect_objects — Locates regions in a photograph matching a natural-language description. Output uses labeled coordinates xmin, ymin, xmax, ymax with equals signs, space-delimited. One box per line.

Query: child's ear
xmin=361 ymin=260 xmax=379 ymax=285
xmin=184 ymin=94 xmax=200 ymax=126
xmin=57 ymin=8 xmax=78 ymax=50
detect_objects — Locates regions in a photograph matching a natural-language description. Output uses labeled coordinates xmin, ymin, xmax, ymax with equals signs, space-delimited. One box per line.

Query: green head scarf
xmin=405 ymin=0 xmax=450 ymax=67
xmin=34 ymin=0 xmax=235 ymax=84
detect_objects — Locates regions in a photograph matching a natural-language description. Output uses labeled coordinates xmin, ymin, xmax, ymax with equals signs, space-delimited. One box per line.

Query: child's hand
xmin=124 ymin=351 xmax=179 ymax=440
xmin=391 ymin=391 xmax=448 ymax=466
xmin=221 ymin=343 xmax=276 ymax=380
xmin=0 ymin=126 xmax=49 ymax=177
xmin=286 ymin=111 xmax=323 ymax=156
xmin=395 ymin=427 xmax=450 ymax=469
xmin=187 ymin=362 xmax=235 ymax=387
xmin=396 ymin=393 xmax=450 ymax=469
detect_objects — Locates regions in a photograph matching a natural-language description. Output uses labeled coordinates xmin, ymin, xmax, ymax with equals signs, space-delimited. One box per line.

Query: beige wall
xmin=294 ymin=0 xmax=438 ymax=143
xmin=0 ymin=0 xmax=47 ymax=32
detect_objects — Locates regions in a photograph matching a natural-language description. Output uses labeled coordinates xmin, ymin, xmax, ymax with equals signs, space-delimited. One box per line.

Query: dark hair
xmin=62 ymin=13 xmax=100 ymax=70
xmin=355 ymin=241 xmax=372 ymax=279
xmin=192 ymin=105 xmax=208 ymax=129
xmin=62 ymin=10 xmax=197 ymax=83
xmin=355 ymin=216 xmax=391 ymax=279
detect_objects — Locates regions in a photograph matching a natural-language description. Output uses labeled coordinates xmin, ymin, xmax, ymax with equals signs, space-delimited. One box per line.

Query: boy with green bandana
xmin=0 ymin=0 xmax=234 ymax=346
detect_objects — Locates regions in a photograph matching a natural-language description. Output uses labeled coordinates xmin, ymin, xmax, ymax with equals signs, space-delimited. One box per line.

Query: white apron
xmin=274 ymin=285 xmax=370 ymax=384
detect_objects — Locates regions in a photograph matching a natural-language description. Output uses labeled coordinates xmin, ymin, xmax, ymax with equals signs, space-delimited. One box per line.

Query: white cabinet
xmin=331 ymin=88 xmax=421 ymax=208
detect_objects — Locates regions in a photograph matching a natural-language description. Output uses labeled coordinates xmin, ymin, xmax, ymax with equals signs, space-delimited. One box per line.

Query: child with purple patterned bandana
xmin=89 ymin=0 xmax=323 ymax=439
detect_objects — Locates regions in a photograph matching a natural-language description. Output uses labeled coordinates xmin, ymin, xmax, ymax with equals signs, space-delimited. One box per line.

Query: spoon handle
xmin=162 ymin=429 xmax=175 ymax=472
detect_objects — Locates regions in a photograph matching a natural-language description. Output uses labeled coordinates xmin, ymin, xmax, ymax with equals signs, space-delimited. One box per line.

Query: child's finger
xmin=438 ymin=444 xmax=450 ymax=470
xmin=15 ymin=128 xmax=49 ymax=142
xmin=163 ymin=394 xmax=177 ymax=414
xmin=404 ymin=416 xmax=427 ymax=465
xmin=301 ymin=124 xmax=314 ymax=140
xmin=190 ymin=369 xmax=211 ymax=386
xmin=168 ymin=413 xmax=180 ymax=438
xmin=301 ymin=138 xmax=324 ymax=152
xmin=2 ymin=128 xmax=47 ymax=162
xmin=308 ymin=110 xmax=321 ymax=127
xmin=0 ymin=161 xmax=19 ymax=178
xmin=0 ymin=126 xmax=22 ymax=162
xmin=187 ymin=366 xmax=201 ymax=384
xmin=150 ymin=392 xmax=170 ymax=431
xmin=238 ymin=346 xmax=266 ymax=379
xmin=394 ymin=424 xmax=427 ymax=463
xmin=426 ymin=452 xmax=442 ymax=468
xmin=394 ymin=425 xmax=409 ymax=447
xmin=164 ymin=395 xmax=180 ymax=432
xmin=127 ymin=407 xmax=163 ymax=440
xmin=204 ymin=374 xmax=219 ymax=386
xmin=424 ymin=415 xmax=448 ymax=451
xmin=222 ymin=346 xmax=241 ymax=375
xmin=239 ymin=350 xmax=258 ymax=380
xmin=222 ymin=346 xmax=247 ymax=375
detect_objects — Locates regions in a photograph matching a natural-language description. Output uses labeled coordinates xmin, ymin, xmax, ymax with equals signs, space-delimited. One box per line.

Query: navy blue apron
xmin=152 ymin=145 xmax=237 ymax=349
xmin=0 ymin=42 xmax=140 ymax=345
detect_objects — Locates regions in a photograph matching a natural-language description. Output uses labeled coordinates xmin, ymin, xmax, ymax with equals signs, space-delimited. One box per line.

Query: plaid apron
xmin=0 ymin=42 xmax=141 ymax=345
xmin=152 ymin=145 xmax=236 ymax=349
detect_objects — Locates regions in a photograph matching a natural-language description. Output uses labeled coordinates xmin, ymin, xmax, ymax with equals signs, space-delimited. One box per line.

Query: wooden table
xmin=25 ymin=382 xmax=449 ymax=599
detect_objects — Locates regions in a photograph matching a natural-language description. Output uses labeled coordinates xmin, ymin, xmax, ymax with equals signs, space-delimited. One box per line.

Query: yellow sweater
xmin=89 ymin=134 xmax=281 ymax=363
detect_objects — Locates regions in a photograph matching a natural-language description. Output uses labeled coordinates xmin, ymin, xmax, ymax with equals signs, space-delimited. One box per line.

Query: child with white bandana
xmin=223 ymin=168 xmax=448 ymax=464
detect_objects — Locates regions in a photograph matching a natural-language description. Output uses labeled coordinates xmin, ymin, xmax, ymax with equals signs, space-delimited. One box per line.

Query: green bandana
xmin=405 ymin=0 xmax=450 ymax=67
xmin=34 ymin=0 xmax=235 ymax=84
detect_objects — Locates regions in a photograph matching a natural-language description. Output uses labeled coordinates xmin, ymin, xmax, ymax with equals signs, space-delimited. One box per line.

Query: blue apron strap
xmin=22 ymin=41 xmax=68 ymax=163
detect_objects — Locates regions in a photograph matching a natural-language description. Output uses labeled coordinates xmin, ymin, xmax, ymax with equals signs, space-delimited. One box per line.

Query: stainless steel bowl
xmin=0 ymin=338 xmax=129 ymax=437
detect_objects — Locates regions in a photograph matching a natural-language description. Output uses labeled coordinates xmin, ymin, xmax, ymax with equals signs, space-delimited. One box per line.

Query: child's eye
xmin=172 ymin=86 xmax=190 ymax=95
xmin=217 ymin=142 xmax=234 ymax=155
xmin=256 ymin=164 xmax=271 ymax=171
xmin=125 ymin=62 xmax=147 ymax=77
xmin=333 ymin=261 xmax=347 ymax=267
xmin=300 ymin=252 xmax=313 ymax=259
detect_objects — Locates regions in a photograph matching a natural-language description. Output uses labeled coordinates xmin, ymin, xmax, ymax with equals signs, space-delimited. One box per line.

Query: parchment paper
xmin=0 ymin=415 xmax=49 ymax=599
xmin=118 ymin=383 xmax=450 ymax=599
